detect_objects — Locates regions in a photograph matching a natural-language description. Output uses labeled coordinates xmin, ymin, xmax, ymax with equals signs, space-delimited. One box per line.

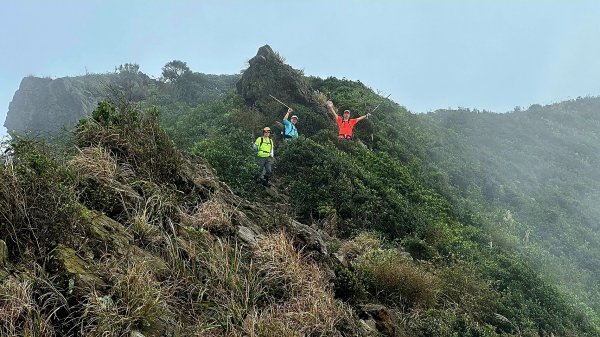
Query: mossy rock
xmin=49 ymin=244 xmax=106 ymax=294
xmin=177 ymin=157 xmax=220 ymax=197
xmin=77 ymin=178 xmax=143 ymax=220
xmin=82 ymin=209 xmax=133 ymax=256
xmin=237 ymin=45 xmax=315 ymax=116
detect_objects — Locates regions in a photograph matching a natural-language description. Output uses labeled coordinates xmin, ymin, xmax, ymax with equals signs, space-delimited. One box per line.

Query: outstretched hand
xmin=287 ymin=107 xmax=294 ymax=113
xmin=326 ymin=100 xmax=333 ymax=108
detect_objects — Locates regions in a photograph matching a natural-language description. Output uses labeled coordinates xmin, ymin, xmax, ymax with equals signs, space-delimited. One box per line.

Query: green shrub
xmin=332 ymin=263 xmax=367 ymax=304
xmin=354 ymin=248 xmax=439 ymax=309
xmin=405 ymin=309 xmax=500 ymax=337
xmin=76 ymin=101 xmax=182 ymax=186
xmin=438 ymin=263 xmax=500 ymax=323
xmin=191 ymin=131 xmax=257 ymax=197
xmin=0 ymin=139 xmax=83 ymax=260
xmin=276 ymin=137 xmax=429 ymax=238
xmin=403 ymin=236 xmax=435 ymax=261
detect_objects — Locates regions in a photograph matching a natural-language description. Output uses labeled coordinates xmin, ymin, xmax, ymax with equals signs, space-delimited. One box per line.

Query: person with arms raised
xmin=282 ymin=107 xmax=299 ymax=141
xmin=325 ymin=100 xmax=370 ymax=140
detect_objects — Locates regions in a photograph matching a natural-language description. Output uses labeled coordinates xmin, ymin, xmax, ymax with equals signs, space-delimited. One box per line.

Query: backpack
xmin=256 ymin=137 xmax=273 ymax=153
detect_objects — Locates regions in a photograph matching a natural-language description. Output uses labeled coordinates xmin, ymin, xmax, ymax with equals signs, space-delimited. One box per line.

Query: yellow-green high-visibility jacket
xmin=255 ymin=137 xmax=274 ymax=158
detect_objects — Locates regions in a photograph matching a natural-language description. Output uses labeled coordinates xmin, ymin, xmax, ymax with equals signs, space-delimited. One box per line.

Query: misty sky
xmin=2 ymin=0 xmax=600 ymax=137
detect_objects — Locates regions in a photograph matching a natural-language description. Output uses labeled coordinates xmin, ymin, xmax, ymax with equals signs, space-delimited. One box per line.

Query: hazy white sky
xmin=2 ymin=0 xmax=600 ymax=136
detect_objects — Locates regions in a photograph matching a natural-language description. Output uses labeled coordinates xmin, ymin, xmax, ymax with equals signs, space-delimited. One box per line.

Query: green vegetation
xmin=0 ymin=100 xmax=361 ymax=336
xmin=154 ymin=70 xmax=598 ymax=334
xmin=2 ymin=46 xmax=599 ymax=336
xmin=423 ymin=98 xmax=600 ymax=326
xmin=5 ymin=61 xmax=239 ymax=137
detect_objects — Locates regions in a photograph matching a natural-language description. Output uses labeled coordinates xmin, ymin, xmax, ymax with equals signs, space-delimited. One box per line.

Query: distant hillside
xmin=1 ymin=45 xmax=598 ymax=336
xmin=4 ymin=63 xmax=239 ymax=137
xmin=423 ymin=97 xmax=600 ymax=320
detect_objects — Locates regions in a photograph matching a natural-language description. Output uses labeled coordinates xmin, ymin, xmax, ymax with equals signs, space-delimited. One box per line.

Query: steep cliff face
xmin=4 ymin=75 xmax=107 ymax=136
xmin=4 ymin=69 xmax=240 ymax=138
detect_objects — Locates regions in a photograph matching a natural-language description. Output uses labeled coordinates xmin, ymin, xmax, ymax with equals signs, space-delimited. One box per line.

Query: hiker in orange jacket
xmin=326 ymin=100 xmax=371 ymax=140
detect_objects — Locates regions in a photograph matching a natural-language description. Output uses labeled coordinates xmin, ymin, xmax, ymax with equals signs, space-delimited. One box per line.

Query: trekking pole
xmin=370 ymin=94 xmax=392 ymax=114
xmin=368 ymin=93 xmax=390 ymax=151
xmin=269 ymin=94 xmax=291 ymax=110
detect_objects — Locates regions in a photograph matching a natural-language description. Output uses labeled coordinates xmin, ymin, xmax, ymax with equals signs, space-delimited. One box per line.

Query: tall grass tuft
xmin=0 ymin=274 xmax=58 ymax=337
xmin=0 ymin=139 xmax=83 ymax=261
xmin=78 ymin=255 xmax=172 ymax=336
xmin=354 ymin=248 xmax=440 ymax=310
xmin=242 ymin=232 xmax=354 ymax=336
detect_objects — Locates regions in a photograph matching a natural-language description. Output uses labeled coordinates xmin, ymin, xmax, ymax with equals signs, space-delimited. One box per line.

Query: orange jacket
xmin=336 ymin=116 xmax=359 ymax=138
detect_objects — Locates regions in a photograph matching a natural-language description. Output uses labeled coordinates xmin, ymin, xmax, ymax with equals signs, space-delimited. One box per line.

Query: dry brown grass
xmin=78 ymin=254 xmax=172 ymax=336
xmin=338 ymin=231 xmax=382 ymax=261
xmin=161 ymin=228 xmax=267 ymax=334
xmin=313 ymin=90 xmax=328 ymax=106
xmin=129 ymin=209 xmax=162 ymax=245
xmin=68 ymin=147 xmax=119 ymax=182
xmin=201 ymin=237 xmax=266 ymax=331
xmin=241 ymin=232 xmax=354 ymax=336
xmin=0 ymin=276 xmax=55 ymax=337
xmin=191 ymin=196 xmax=234 ymax=231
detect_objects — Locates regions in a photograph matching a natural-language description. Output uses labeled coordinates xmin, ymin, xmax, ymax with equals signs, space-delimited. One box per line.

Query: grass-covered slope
xmin=155 ymin=46 xmax=599 ymax=336
xmin=0 ymin=100 xmax=364 ymax=336
xmin=1 ymin=45 xmax=599 ymax=336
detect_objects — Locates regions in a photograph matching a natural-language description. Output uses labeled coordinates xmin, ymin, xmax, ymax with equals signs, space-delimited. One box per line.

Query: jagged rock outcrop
xmin=4 ymin=75 xmax=108 ymax=137
xmin=237 ymin=45 xmax=316 ymax=113
xmin=236 ymin=45 xmax=333 ymax=136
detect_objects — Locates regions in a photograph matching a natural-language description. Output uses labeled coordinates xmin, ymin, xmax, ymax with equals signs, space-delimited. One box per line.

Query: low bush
xmin=354 ymin=248 xmax=440 ymax=310
xmin=0 ymin=139 xmax=83 ymax=260
xmin=76 ymin=100 xmax=182 ymax=187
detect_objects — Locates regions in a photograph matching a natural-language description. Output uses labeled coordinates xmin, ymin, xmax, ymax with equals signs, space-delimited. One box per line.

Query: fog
xmin=3 ymin=1 xmax=600 ymax=136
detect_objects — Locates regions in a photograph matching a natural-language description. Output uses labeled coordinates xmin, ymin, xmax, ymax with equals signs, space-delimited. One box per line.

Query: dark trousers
xmin=257 ymin=157 xmax=272 ymax=180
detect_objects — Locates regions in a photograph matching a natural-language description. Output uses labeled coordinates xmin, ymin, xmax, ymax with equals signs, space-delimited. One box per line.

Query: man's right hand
xmin=288 ymin=107 xmax=293 ymax=113
xmin=326 ymin=100 xmax=333 ymax=108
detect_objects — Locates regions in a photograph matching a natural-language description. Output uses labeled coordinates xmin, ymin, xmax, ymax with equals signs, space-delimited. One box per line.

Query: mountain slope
xmin=423 ymin=98 xmax=600 ymax=322
xmin=1 ymin=45 xmax=598 ymax=336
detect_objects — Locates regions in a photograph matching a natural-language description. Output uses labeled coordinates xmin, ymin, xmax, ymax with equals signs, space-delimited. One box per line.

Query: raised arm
xmin=326 ymin=101 xmax=338 ymax=120
xmin=283 ymin=107 xmax=293 ymax=120
xmin=355 ymin=113 xmax=372 ymax=122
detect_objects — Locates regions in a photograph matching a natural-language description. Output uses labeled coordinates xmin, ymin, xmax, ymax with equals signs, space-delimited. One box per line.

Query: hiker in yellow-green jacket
xmin=254 ymin=127 xmax=274 ymax=186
